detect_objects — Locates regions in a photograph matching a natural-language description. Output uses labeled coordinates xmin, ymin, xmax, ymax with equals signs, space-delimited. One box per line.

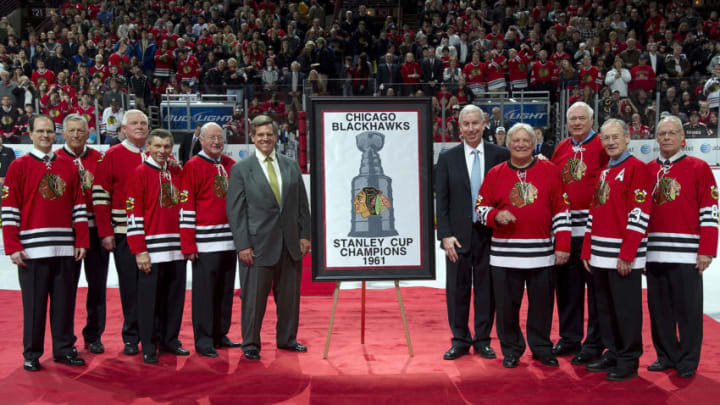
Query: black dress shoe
xmin=143 ymin=352 xmax=159 ymax=364
xmin=607 ymin=368 xmax=638 ymax=381
xmin=474 ymin=345 xmax=497 ymax=359
xmin=243 ymin=349 xmax=260 ymax=360
xmin=85 ymin=341 xmax=105 ymax=354
xmin=123 ymin=343 xmax=139 ymax=355
xmin=585 ymin=357 xmax=617 ymax=372
xmin=197 ymin=348 xmax=219 ymax=358
xmin=215 ymin=337 xmax=242 ymax=348
xmin=532 ymin=354 xmax=559 ymax=367
xmin=552 ymin=342 xmax=581 ymax=357
xmin=23 ymin=359 xmax=41 ymax=372
xmin=677 ymin=369 xmax=696 ymax=378
xmin=443 ymin=346 xmax=470 ymax=360
xmin=571 ymin=352 xmax=597 ymax=365
xmin=503 ymin=356 xmax=520 ymax=368
xmin=648 ymin=360 xmax=673 ymax=372
xmin=53 ymin=354 xmax=86 ymax=366
xmin=160 ymin=346 xmax=190 ymax=356
xmin=278 ymin=343 xmax=307 ymax=352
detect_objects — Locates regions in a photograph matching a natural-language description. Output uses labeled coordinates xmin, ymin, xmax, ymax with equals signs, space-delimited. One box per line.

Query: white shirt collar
xmin=145 ymin=155 xmax=167 ymax=170
xmin=30 ymin=148 xmax=54 ymax=161
xmin=122 ymin=139 xmax=145 ymax=153
xmin=661 ymin=150 xmax=684 ymax=164
xmin=464 ymin=140 xmax=483 ymax=155
xmin=255 ymin=148 xmax=277 ymax=163
xmin=199 ymin=150 xmax=221 ymax=163
xmin=63 ymin=144 xmax=87 ymax=158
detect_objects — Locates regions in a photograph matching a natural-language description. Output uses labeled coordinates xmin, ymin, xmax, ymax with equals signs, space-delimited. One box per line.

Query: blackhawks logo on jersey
xmin=183 ymin=65 xmax=192 ymax=74
xmin=634 ymin=189 xmax=648 ymax=204
xmin=38 ymin=173 xmax=66 ymax=200
xmin=97 ymin=154 xmax=104 ymax=163
xmin=592 ymin=180 xmax=610 ymax=207
xmin=353 ymin=186 xmax=391 ymax=219
xmin=78 ymin=167 xmax=94 ymax=191
xmin=561 ymin=157 xmax=587 ymax=184
xmin=712 ymin=185 xmax=719 ymax=200
xmin=1 ymin=185 xmax=8 ymax=199
xmin=213 ymin=175 xmax=228 ymax=199
xmin=1 ymin=115 xmax=14 ymax=125
xmin=562 ymin=192 xmax=570 ymax=206
xmin=653 ymin=177 xmax=681 ymax=205
xmin=509 ymin=181 xmax=538 ymax=208
xmin=179 ymin=190 xmax=189 ymax=204
xmin=159 ymin=182 xmax=179 ymax=208
xmin=126 ymin=197 xmax=135 ymax=211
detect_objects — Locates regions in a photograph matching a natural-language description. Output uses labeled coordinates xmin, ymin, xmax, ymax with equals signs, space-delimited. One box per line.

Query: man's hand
xmin=101 ymin=235 xmax=115 ymax=252
xmin=555 ymin=251 xmax=570 ymax=265
xmin=697 ymin=254 xmax=713 ymax=275
xmin=185 ymin=253 xmax=198 ymax=262
xmin=494 ymin=210 xmax=517 ymax=226
xmin=136 ymin=252 xmax=151 ymax=274
xmin=11 ymin=250 xmax=29 ymax=267
xmin=617 ymin=258 xmax=632 ymax=277
xmin=442 ymin=236 xmax=462 ymax=263
xmin=300 ymin=238 xmax=311 ymax=256
xmin=238 ymin=248 xmax=254 ymax=266
xmin=536 ymin=154 xmax=548 ymax=161
xmin=74 ymin=248 xmax=86 ymax=262
xmin=582 ymin=259 xmax=592 ymax=273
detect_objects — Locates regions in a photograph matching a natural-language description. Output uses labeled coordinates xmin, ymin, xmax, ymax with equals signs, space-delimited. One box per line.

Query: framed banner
xmin=310 ymin=97 xmax=435 ymax=281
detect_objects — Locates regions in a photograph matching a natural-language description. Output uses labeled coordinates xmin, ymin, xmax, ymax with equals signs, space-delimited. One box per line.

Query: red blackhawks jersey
xmin=176 ymin=55 xmax=201 ymax=80
xmin=474 ymin=158 xmax=571 ymax=269
xmin=581 ymin=154 xmax=653 ymax=270
xmin=462 ymin=62 xmax=485 ymax=94
xmin=92 ymin=140 xmax=147 ymax=238
xmin=647 ymin=154 xmax=719 ymax=264
xmin=56 ymin=145 xmax=103 ymax=228
xmin=31 ymin=69 xmax=55 ymax=87
xmin=507 ymin=51 xmax=531 ymax=89
xmin=552 ymin=131 xmax=610 ymax=237
xmin=530 ymin=60 xmax=555 ymax=85
xmin=73 ymin=104 xmax=98 ymax=130
xmin=126 ymin=158 xmax=183 ymax=263
xmin=579 ymin=65 xmax=602 ymax=92
xmin=179 ymin=153 xmax=235 ymax=254
xmin=1 ymin=150 xmax=89 ymax=258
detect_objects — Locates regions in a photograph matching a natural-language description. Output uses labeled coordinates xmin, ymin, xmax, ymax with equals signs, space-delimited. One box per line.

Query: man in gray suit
xmin=226 ymin=114 xmax=311 ymax=361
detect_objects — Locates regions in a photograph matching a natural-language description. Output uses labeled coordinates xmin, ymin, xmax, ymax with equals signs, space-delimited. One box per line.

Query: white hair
xmin=566 ymin=101 xmax=594 ymax=121
xmin=121 ymin=109 xmax=148 ymax=126
xmin=506 ymin=123 xmax=537 ymax=147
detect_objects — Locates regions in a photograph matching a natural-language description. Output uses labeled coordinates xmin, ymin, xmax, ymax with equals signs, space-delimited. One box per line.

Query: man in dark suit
xmin=436 ymin=104 xmax=509 ymax=360
xmin=376 ymin=53 xmax=400 ymax=95
xmin=532 ymin=127 xmax=555 ymax=158
xmin=278 ymin=62 xmax=306 ymax=111
xmin=421 ymin=46 xmax=443 ymax=96
xmin=178 ymin=126 xmax=202 ymax=165
xmin=226 ymin=114 xmax=311 ymax=361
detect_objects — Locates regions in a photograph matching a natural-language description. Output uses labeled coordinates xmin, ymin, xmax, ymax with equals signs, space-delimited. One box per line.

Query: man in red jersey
xmin=56 ymin=114 xmax=109 ymax=354
xmin=2 ymin=115 xmax=89 ymax=371
xmin=180 ymin=123 xmax=240 ymax=357
xmin=551 ymin=101 xmax=609 ymax=365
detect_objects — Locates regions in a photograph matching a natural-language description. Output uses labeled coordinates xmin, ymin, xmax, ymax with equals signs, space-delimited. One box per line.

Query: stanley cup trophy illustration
xmin=349 ymin=131 xmax=399 ymax=237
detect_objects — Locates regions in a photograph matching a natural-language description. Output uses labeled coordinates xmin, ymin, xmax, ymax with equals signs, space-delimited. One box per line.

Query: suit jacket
xmin=533 ymin=141 xmax=555 ymax=159
xmin=376 ymin=62 xmax=400 ymax=90
xmin=226 ymin=152 xmax=311 ymax=266
xmin=421 ymin=58 xmax=443 ymax=83
xmin=178 ymin=133 xmax=201 ymax=165
xmin=435 ymin=142 xmax=509 ymax=254
xmin=279 ymin=71 xmax=306 ymax=94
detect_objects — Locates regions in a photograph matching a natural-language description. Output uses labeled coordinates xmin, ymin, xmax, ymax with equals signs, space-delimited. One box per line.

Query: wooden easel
xmin=322 ymin=280 xmax=414 ymax=359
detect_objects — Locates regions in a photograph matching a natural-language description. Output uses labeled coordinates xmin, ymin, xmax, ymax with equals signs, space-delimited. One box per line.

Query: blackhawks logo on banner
xmin=561 ymin=157 xmax=587 ymax=184
xmin=509 ymin=181 xmax=538 ymax=208
xmin=653 ymin=177 xmax=681 ymax=205
xmin=353 ymin=186 xmax=391 ymax=219
xmin=38 ymin=173 xmax=66 ymax=200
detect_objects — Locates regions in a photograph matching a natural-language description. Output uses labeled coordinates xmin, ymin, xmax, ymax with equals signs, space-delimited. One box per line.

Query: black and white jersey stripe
xmin=700 ymin=206 xmax=719 ymax=228
xmin=552 ymin=211 xmax=571 ymax=235
xmin=626 ymin=208 xmax=650 ymax=235
xmin=1 ymin=206 xmax=20 ymax=227
xmin=72 ymin=204 xmax=88 ymax=225
xmin=589 ymin=235 xmax=647 ymax=269
xmin=146 ymin=233 xmax=183 ymax=263
xmin=490 ymin=237 xmax=555 ymax=268
xmin=112 ymin=208 xmax=128 ymax=233
xmin=570 ymin=209 xmax=589 ymax=237
xmin=195 ymin=224 xmax=234 ymax=252
xmin=647 ymin=232 xmax=700 ymax=264
xmin=179 ymin=209 xmax=195 ymax=229
xmin=126 ymin=215 xmax=144 ymax=238
xmin=19 ymin=227 xmax=75 ymax=258
xmin=91 ymin=185 xmax=110 ymax=205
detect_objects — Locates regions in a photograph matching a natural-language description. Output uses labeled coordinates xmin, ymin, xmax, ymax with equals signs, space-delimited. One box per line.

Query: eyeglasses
xmin=656 ymin=130 xmax=681 ymax=138
xmin=202 ymin=135 xmax=225 ymax=141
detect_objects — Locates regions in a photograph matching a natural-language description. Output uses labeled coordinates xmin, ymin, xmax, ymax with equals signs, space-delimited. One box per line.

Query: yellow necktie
xmin=265 ymin=156 xmax=281 ymax=205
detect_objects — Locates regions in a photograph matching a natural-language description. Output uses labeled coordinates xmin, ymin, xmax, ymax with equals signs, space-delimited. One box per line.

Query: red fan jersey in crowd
xmin=475 ymin=158 xmax=571 ymax=269
xmin=647 ymin=155 xmax=719 ymax=263
xmin=551 ymin=131 xmax=610 ymax=237
xmin=179 ymin=153 xmax=236 ymax=254
xmin=176 ymin=55 xmax=201 ymax=80
xmin=508 ymin=50 xmax=531 ymax=89
xmin=263 ymin=100 xmax=286 ymax=115
xmin=629 ymin=124 xmax=651 ymax=139
xmin=549 ymin=51 xmax=570 ymax=65
xmin=56 ymin=146 xmax=103 ymax=228
xmin=74 ymin=104 xmax=98 ymax=131
xmin=126 ymin=157 xmax=183 ymax=263
xmin=1 ymin=150 xmax=89 ymax=257
xmin=579 ymin=64 xmax=603 ymax=92
xmin=89 ymin=64 xmax=109 ymax=81
xmin=31 ymin=69 xmax=56 ymax=87
xmin=154 ymin=48 xmax=174 ymax=77
xmin=485 ymin=54 xmax=507 ymax=90
xmin=40 ymin=98 xmax=71 ymax=126
xmin=530 ymin=60 xmax=555 ymax=86
xmin=92 ymin=140 xmax=148 ymax=238
xmin=581 ymin=155 xmax=653 ymax=269
xmin=630 ymin=64 xmax=657 ymax=93
xmin=108 ymin=52 xmax=129 ymax=75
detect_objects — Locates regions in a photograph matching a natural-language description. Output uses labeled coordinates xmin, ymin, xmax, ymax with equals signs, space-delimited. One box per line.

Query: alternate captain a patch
xmin=38 ymin=173 xmax=66 ymax=200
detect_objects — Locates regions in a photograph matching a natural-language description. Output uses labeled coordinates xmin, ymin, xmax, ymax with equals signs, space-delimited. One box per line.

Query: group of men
xmin=436 ymin=101 xmax=716 ymax=381
xmin=3 ymin=109 xmax=310 ymax=371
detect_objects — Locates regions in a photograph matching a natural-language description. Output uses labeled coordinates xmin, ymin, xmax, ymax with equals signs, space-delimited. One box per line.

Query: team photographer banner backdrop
xmin=310 ymin=97 xmax=435 ymax=281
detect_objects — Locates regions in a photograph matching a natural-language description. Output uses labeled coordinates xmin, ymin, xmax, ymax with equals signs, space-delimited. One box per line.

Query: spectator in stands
xmin=684 ymin=110 xmax=711 ymax=138
xmin=377 ymin=53 xmax=401 ymax=96
xmin=605 ymin=57 xmax=632 ymax=98
xmin=261 ymin=57 xmax=280 ymax=93
xmin=630 ymin=54 xmax=657 ymax=94
xmin=101 ymin=100 xmax=123 ymax=144
xmin=703 ymin=64 xmax=720 ymax=109
xmin=401 ymin=52 xmax=421 ymax=96
xmin=0 ymin=95 xmax=19 ymax=143
xmin=665 ymin=42 xmax=690 ymax=79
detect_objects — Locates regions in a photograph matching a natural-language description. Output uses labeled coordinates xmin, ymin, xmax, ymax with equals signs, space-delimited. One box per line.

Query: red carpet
xmin=0 ymin=287 xmax=719 ymax=404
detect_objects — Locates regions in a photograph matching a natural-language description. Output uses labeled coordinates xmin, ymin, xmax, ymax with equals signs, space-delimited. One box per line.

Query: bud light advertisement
xmin=161 ymin=103 xmax=234 ymax=131
xmin=477 ymin=102 xmax=550 ymax=127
